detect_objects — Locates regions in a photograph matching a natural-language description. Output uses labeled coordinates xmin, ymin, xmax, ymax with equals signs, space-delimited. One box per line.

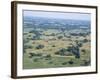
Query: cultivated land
xmin=23 ymin=17 xmax=91 ymax=69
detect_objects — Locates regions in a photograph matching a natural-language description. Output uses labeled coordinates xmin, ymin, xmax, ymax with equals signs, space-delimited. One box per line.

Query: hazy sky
xmin=23 ymin=10 xmax=91 ymax=21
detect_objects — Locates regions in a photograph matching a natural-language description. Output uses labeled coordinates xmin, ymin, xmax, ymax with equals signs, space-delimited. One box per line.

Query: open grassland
xmin=23 ymin=28 xmax=91 ymax=69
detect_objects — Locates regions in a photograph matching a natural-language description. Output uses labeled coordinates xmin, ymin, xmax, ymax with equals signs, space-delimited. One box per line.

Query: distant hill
xmin=23 ymin=16 xmax=90 ymax=30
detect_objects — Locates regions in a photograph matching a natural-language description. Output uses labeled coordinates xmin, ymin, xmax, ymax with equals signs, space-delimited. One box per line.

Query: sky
xmin=23 ymin=10 xmax=91 ymax=21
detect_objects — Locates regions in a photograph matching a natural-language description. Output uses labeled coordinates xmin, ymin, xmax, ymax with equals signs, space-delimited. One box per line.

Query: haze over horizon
xmin=23 ymin=10 xmax=91 ymax=21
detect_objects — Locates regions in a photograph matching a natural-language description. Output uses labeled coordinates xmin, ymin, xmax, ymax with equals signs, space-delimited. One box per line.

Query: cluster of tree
xmin=75 ymin=40 xmax=83 ymax=47
xmin=35 ymin=44 xmax=44 ymax=49
xmin=29 ymin=30 xmax=39 ymax=34
xmin=33 ymin=58 xmax=39 ymax=62
xmin=51 ymin=33 xmax=56 ymax=36
xmin=44 ymin=54 xmax=52 ymax=60
xmin=29 ymin=52 xmax=52 ymax=62
xmin=45 ymin=33 xmax=56 ymax=36
xmin=26 ymin=37 xmax=32 ymax=41
xmin=68 ymin=59 xmax=74 ymax=64
xmin=57 ymin=36 xmax=63 ymax=39
xmin=67 ymin=45 xmax=80 ymax=58
xmin=65 ymin=35 xmax=71 ymax=38
xmin=81 ymin=60 xmax=90 ymax=66
xmin=48 ymin=61 xmax=53 ymax=64
xmin=23 ymin=33 xmax=27 ymax=35
xmin=24 ymin=45 xmax=33 ymax=49
xmin=29 ymin=30 xmax=41 ymax=40
xmin=81 ymin=49 xmax=86 ymax=53
xmin=55 ymin=44 xmax=80 ymax=58
xmin=62 ymin=62 xmax=67 ymax=65
xmin=23 ymin=39 xmax=29 ymax=43
xmin=70 ymin=33 xmax=88 ymax=37
xmin=54 ymin=48 xmax=73 ymax=56
xmin=29 ymin=53 xmax=42 ymax=58
xmin=52 ymin=45 xmax=56 ymax=47
xmin=79 ymin=39 xmax=89 ymax=43
xmin=32 ymin=36 xmax=40 ymax=40
xmin=55 ymin=48 xmax=67 ymax=56
xmin=82 ymin=39 xmax=88 ymax=43
xmin=62 ymin=59 xmax=74 ymax=65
